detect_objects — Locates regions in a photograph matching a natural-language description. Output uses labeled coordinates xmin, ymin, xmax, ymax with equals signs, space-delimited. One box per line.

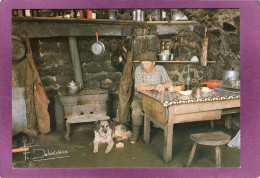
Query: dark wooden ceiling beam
xmin=13 ymin=22 xmax=133 ymax=38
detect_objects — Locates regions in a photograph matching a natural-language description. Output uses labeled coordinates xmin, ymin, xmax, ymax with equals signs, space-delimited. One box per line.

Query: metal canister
xmin=141 ymin=11 xmax=144 ymax=21
xmin=136 ymin=9 xmax=141 ymax=21
xmin=132 ymin=10 xmax=136 ymax=21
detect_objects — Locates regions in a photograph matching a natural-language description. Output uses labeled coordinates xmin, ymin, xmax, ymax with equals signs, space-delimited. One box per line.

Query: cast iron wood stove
xmin=59 ymin=89 xmax=109 ymax=141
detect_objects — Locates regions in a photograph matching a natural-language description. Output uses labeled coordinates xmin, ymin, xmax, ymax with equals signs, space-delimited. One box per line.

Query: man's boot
xmin=130 ymin=126 xmax=140 ymax=144
xmin=130 ymin=114 xmax=142 ymax=144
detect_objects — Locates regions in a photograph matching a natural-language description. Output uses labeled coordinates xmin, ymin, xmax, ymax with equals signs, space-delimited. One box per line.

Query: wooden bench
xmin=187 ymin=131 xmax=231 ymax=167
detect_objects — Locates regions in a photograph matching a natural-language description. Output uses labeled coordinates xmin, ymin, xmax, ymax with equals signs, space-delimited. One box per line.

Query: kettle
xmin=67 ymin=81 xmax=80 ymax=95
xmin=108 ymin=9 xmax=118 ymax=20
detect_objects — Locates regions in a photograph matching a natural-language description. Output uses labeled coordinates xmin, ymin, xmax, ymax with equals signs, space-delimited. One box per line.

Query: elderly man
xmin=130 ymin=51 xmax=173 ymax=144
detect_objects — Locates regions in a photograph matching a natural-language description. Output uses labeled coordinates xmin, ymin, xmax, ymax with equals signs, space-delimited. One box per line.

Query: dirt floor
xmin=12 ymin=120 xmax=240 ymax=168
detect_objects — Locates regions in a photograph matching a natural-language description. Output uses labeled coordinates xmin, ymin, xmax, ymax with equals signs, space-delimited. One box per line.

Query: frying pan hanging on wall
xmin=91 ymin=32 xmax=105 ymax=55
xmin=12 ymin=35 xmax=26 ymax=61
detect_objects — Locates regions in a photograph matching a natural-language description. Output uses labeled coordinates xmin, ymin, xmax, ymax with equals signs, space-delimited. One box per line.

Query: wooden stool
xmin=187 ymin=131 xmax=231 ymax=167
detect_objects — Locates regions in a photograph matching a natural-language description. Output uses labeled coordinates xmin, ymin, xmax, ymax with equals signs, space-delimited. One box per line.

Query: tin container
xmin=136 ymin=9 xmax=142 ymax=21
xmin=132 ymin=10 xmax=136 ymax=21
xmin=141 ymin=11 xmax=144 ymax=21
xmin=87 ymin=10 xmax=92 ymax=19
xmin=223 ymin=70 xmax=239 ymax=81
xmin=158 ymin=54 xmax=169 ymax=61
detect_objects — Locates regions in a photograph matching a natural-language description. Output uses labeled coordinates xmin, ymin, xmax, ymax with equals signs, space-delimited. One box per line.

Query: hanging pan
xmin=91 ymin=31 xmax=105 ymax=55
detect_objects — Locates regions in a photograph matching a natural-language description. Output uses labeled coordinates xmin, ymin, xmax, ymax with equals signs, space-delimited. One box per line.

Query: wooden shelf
xmin=12 ymin=16 xmax=197 ymax=25
xmin=133 ymin=61 xmax=216 ymax=63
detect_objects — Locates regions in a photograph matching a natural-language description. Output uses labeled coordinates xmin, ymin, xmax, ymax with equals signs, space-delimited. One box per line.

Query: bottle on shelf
xmin=184 ymin=65 xmax=192 ymax=90
xmin=49 ymin=10 xmax=54 ymax=17
xmin=63 ymin=10 xmax=71 ymax=18
xmin=165 ymin=42 xmax=170 ymax=50
xmin=32 ymin=10 xmax=38 ymax=17
xmin=160 ymin=9 xmax=166 ymax=21
xmin=25 ymin=10 xmax=32 ymax=17
xmin=86 ymin=9 xmax=92 ymax=19
xmin=70 ymin=9 xmax=75 ymax=18
xmin=12 ymin=10 xmax=18 ymax=16
xmin=164 ymin=42 xmax=170 ymax=54
xmin=55 ymin=10 xmax=63 ymax=18
xmin=160 ymin=41 xmax=165 ymax=53
xmin=17 ymin=10 xmax=24 ymax=16
xmin=92 ymin=9 xmax=96 ymax=19
xmin=76 ymin=10 xmax=84 ymax=18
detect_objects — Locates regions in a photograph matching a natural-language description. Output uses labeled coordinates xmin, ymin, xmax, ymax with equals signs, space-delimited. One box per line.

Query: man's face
xmin=141 ymin=61 xmax=155 ymax=73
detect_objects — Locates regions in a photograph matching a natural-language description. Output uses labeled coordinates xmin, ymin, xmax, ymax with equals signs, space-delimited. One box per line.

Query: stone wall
xmin=157 ymin=9 xmax=240 ymax=86
xmin=28 ymin=8 xmax=240 ymax=130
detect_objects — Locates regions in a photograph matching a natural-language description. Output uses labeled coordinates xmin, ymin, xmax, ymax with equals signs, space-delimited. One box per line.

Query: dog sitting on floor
xmin=93 ymin=120 xmax=131 ymax=154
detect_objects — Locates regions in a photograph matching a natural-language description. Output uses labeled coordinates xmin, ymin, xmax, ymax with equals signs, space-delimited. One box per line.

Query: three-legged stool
xmin=187 ymin=131 xmax=231 ymax=167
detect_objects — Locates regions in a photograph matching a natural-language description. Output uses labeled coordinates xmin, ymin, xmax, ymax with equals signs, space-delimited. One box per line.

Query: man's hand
xmin=138 ymin=83 xmax=150 ymax=87
xmin=155 ymin=84 xmax=165 ymax=92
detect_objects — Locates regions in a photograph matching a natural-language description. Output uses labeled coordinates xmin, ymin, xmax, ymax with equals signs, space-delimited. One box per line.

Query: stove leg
xmin=65 ymin=121 xmax=71 ymax=141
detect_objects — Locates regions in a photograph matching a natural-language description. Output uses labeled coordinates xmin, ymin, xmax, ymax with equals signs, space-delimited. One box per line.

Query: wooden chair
xmin=187 ymin=131 xmax=231 ymax=167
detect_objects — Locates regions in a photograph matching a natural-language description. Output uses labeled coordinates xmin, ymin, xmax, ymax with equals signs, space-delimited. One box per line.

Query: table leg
xmin=143 ymin=114 xmax=151 ymax=144
xmin=225 ymin=115 xmax=232 ymax=130
xmin=64 ymin=121 xmax=71 ymax=141
xmin=163 ymin=123 xmax=174 ymax=164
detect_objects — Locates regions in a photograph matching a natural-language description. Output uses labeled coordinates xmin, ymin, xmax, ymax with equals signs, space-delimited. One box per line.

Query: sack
xmin=228 ymin=130 xmax=240 ymax=149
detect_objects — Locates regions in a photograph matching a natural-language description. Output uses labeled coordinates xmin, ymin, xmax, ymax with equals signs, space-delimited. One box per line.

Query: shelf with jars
xmin=12 ymin=16 xmax=198 ymax=25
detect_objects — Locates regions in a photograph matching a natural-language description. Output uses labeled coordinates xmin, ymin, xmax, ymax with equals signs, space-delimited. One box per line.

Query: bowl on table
xmin=179 ymin=90 xmax=192 ymax=96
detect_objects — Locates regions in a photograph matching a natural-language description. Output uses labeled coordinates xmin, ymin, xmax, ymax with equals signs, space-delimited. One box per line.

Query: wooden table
xmin=141 ymin=89 xmax=240 ymax=163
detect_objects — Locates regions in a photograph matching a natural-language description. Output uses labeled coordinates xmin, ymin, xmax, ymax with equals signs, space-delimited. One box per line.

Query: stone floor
xmin=12 ymin=120 xmax=240 ymax=168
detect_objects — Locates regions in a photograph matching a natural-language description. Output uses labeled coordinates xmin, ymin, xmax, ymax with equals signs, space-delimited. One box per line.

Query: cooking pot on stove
xmin=223 ymin=69 xmax=239 ymax=81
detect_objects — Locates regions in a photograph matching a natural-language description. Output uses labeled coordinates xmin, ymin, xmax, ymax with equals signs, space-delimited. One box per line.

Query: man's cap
xmin=139 ymin=51 xmax=157 ymax=62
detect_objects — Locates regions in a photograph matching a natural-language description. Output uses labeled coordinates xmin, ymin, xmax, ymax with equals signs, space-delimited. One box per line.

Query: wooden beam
xmin=12 ymin=22 xmax=132 ymax=38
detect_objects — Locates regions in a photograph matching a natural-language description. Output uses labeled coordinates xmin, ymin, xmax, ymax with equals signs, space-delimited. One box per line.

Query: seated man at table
xmin=130 ymin=51 xmax=173 ymax=144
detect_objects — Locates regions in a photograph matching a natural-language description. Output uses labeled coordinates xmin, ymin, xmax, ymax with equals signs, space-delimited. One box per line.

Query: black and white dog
xmin=93 ymin=120 xmax=131 ymax=154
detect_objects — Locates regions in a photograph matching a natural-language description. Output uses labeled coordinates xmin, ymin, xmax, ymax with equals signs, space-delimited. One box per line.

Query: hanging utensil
xmin=121 ymin=28 xmax=127 ymax=53
xmin=91 ymin=31 xmax=105 ymax=55
xmin=200 ymin=27 xmax=208 ymax=66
